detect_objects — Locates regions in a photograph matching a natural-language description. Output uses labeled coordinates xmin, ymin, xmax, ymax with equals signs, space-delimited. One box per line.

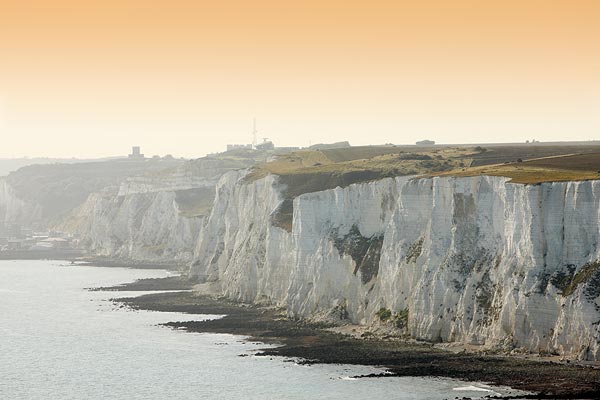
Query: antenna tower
xmin=252 ymin=118 xmax=258 ymax=147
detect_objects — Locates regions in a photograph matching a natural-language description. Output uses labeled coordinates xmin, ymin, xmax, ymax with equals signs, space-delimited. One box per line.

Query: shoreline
xmin=0 ymin=249 xmax=86 ymax=260
xmin=74 ymin=256 xmax=187 ymax=271
xmin=90 ymin=275 xmax=194 ymax=291
xmin=0 ymin=253 xmax=187 ymax=271
xmin=110 ymin=279 xmax=600 ymax=399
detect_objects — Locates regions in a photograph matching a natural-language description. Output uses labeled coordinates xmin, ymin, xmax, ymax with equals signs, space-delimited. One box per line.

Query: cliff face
xmin=3 ymin=158 xmax=186 ymax=226
xmin=0 ymin=178 xmax=42 ymax=232
xmin=377 ymin=177 xmax=600 ymax=359
xmin=62 ymin=187 xmax=203 ymax=262
xmin=0 ymin=153 xmax=261 ymax=261
xmin=58 ymin=163 xmax=224 ymax=262
xmin=190 ymin=172 xmax=600 ymax=360
xmin=0 ymin=164 xmax=205 ymax=261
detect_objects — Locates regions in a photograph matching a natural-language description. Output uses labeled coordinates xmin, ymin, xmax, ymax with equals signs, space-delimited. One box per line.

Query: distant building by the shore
xmin=0 ymin=228 xmax=77 ymax=253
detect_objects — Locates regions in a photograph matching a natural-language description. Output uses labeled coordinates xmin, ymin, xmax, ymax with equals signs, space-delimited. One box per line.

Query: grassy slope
xmin=246 ymin=146 xmax=476 ymax=183
xmin=246 ymin=146 xmax=478 ymax=230
xmin=437 ymin=151 xmax=600 ymax=184
xmin=244 ymin=144 xmax=600 ymax=230
xmin=469 ymin=145 xmax=600 ymax=167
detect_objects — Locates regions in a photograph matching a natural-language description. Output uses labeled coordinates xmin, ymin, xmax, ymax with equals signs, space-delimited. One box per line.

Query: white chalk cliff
xmin=62 ymin=186 xmax=203 ymax=262
xmin=0 ymin=178 xmax=41 ymax=229
xmin=190 ymin=171 xmax=600 ymax=360
xmin=56 ymin=158 xmax=245 ymax=262
xmin=1 ymin=156 xmax=254 ymax=261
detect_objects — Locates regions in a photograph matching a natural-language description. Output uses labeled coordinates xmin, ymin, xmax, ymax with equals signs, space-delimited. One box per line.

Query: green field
xmin=440 ymin=152 xmax=600 ymax=184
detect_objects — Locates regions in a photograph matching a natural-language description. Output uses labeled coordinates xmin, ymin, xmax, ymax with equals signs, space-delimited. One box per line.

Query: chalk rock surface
xmin=190 ymin=172 xmax=600 ymax=360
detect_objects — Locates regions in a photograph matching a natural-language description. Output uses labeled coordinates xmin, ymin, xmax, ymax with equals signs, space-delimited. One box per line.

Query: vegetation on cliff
xmin=247 ymin=146 xmax=477 ymax=230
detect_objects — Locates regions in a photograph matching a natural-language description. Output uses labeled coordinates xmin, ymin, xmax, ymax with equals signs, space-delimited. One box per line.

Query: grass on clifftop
xmin=244 ymin=145 xmax=600 ymax=230
xmin=245 ymin=146 xmax=478 ymax=230
xmin=245 ymin=146 xmax=477 ymax=184
xmin=435 ymin=152 xmax=600 ymax=184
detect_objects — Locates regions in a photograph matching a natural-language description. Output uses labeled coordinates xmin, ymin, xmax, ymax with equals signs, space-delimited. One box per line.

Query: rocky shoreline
xmin=90 ymin=275 xmax=194 ymax=291
xmin=110 ymin=278 xmax=600 ymax=399
xmin=75 ymin=256 xmax=187 ymax=270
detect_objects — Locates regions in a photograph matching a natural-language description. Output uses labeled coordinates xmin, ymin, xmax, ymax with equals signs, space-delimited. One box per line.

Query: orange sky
xmin=1 ymin=1 xmax=599 ymax=158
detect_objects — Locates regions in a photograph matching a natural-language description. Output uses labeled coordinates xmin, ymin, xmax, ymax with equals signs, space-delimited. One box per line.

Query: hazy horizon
xmin=1 ymin=1 xmax=599 ymax=159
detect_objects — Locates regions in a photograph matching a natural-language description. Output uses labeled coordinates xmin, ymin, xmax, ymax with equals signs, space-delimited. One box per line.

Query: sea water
xmin=0 ymin=260 xmax=523 ymax=399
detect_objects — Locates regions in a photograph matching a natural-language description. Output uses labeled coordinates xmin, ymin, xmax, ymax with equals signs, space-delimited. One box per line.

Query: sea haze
xmin=0 ymin=260 xmax=522 ymax=399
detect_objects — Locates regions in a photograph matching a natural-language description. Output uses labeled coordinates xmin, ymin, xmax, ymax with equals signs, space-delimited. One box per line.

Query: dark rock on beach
xmin=115 ymin=290 xmax=600 ymax=399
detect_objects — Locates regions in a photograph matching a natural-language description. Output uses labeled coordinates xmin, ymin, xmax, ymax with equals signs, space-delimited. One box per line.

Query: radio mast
xmin=252 ymin=118 xmax=258 ymax=148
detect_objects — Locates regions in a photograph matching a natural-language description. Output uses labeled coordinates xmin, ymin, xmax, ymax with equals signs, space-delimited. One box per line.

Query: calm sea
xmin=0 ymin=260 xmax=522 ymax=399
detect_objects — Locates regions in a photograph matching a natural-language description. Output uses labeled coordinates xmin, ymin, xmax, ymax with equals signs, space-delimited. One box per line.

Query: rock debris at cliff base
xmin=117 ymin=290 xmax=600 ymax=398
